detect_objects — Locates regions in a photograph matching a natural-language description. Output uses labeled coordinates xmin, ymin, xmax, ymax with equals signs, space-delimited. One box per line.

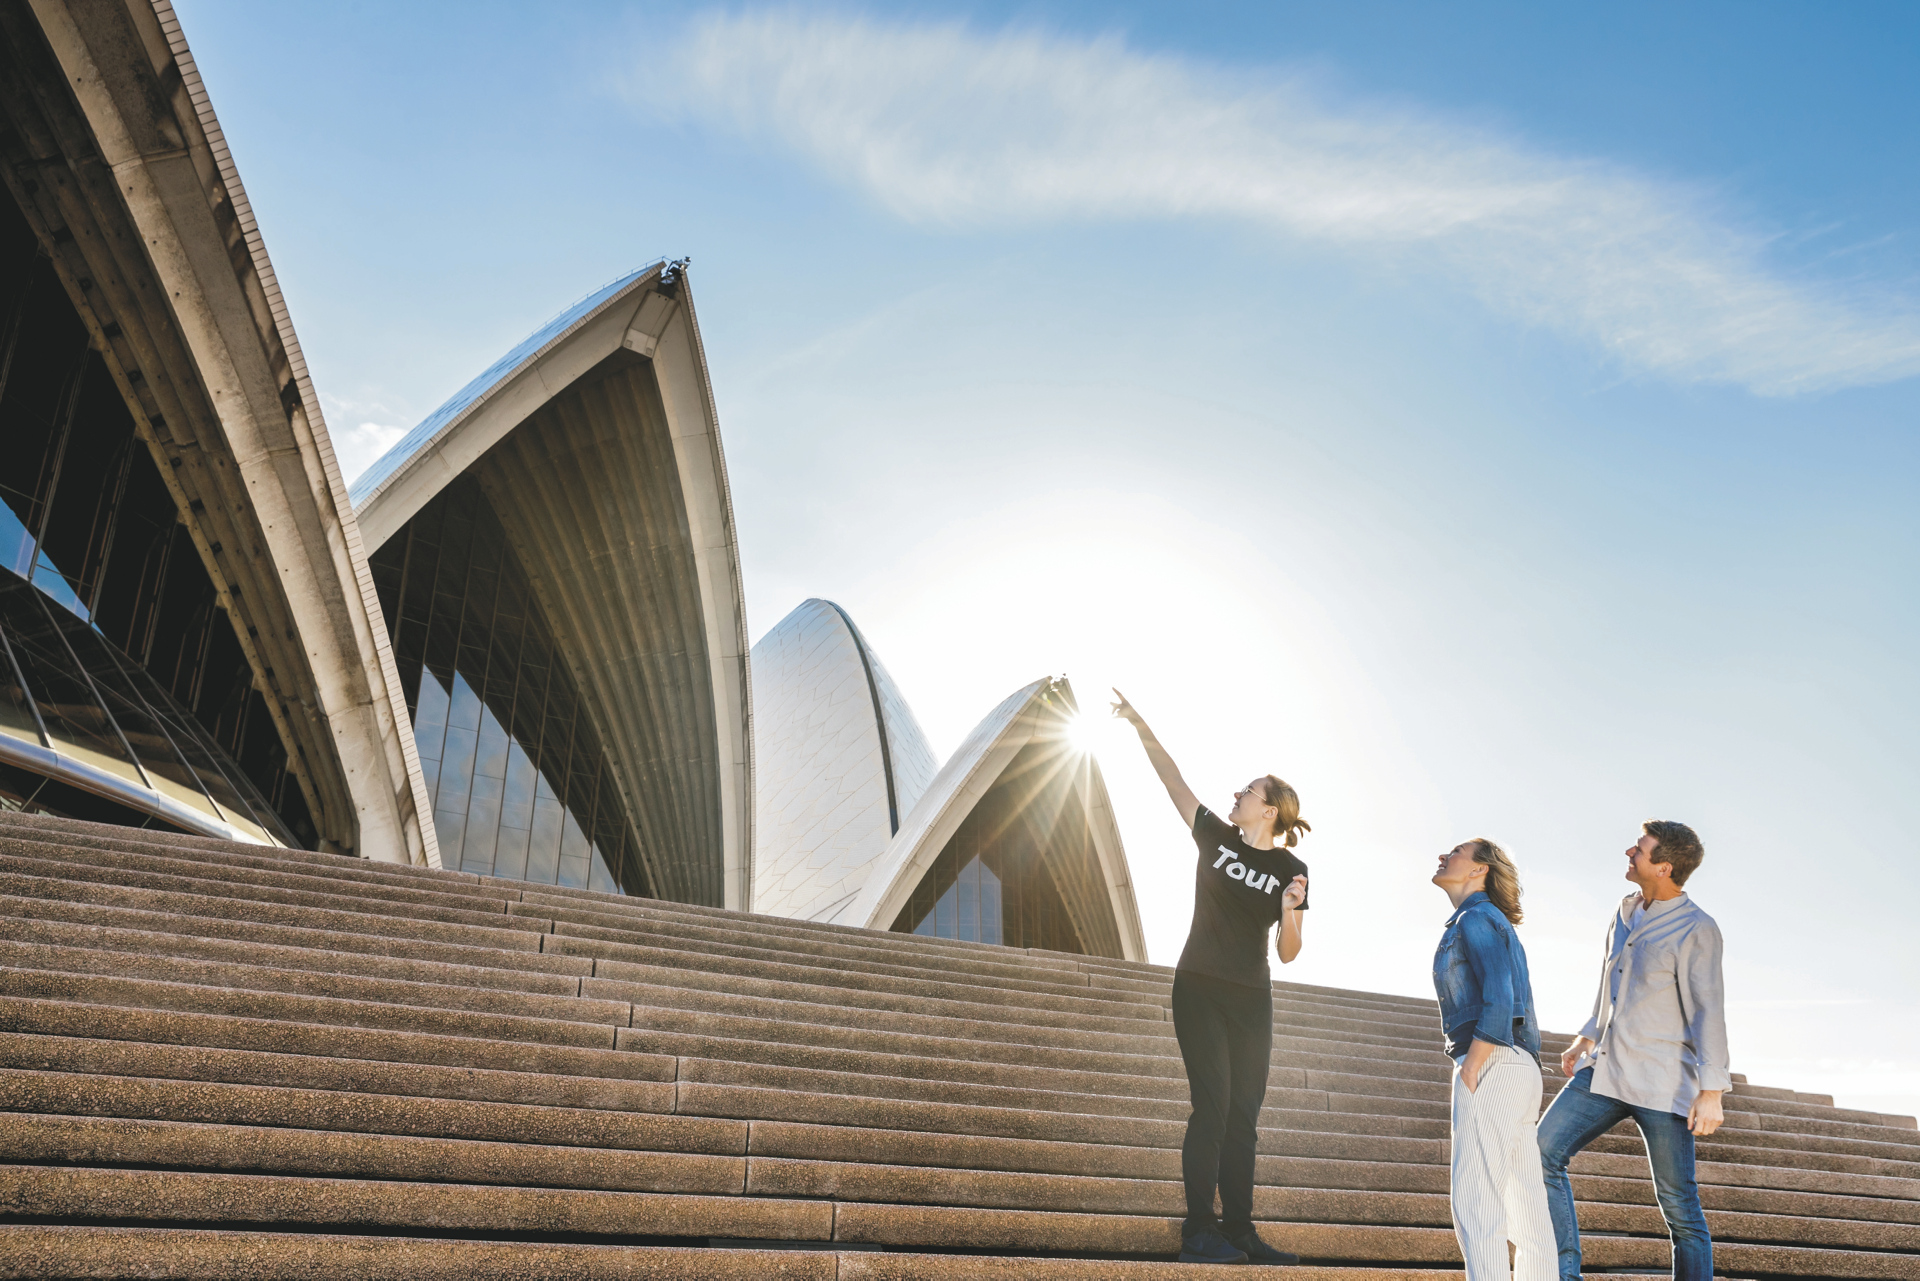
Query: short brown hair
xmin=1643 ymin=820 xmax=1705 ymax=886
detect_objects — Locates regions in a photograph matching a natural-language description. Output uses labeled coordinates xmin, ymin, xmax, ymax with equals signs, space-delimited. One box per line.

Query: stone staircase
xmin=0 ymin=810 xmax=1914 ymax=1279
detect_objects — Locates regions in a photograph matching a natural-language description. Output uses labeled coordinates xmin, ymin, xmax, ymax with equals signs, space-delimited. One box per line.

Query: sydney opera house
xmin=0 ymin=0 xmax=1142 ymax=957
xmin=6 ymin=6 xmax=1914 ymax=1276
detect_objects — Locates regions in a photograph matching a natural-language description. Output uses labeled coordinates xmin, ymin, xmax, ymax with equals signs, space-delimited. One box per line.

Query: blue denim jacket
xmin=1433 ymin=891 xmax=1541 ymax=1064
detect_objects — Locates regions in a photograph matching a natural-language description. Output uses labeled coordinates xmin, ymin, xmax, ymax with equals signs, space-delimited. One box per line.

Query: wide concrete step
xmin=0 ymin=995 xmax=658 ymax=1081
xmin=2 ymin=898 xmax=1900 ymax=1149
xmin=0 ymin=1226 xmax=1480 ymax=1280
xmin=0 ymin=816 xmax=1885 ymax=1095
xmin=6 ymin=1161 xmax=1911 ymax=1278
xmin=0 ymin=816 xmax=1484 ymax=1026
xmin=2 ymin=967 xmax=622 ymax=1050
xmin=1 ymin=838 xmax=1426 ymax=1029
xmin=0 ymin=1070 xmax=736 ymax=1154
xmin=8 ymin=1078 xmax=1909 ymax=1240
xmin=0 ymin=833 xmax=517 ymax=918
xmin=0 ymin=888 xmax=591 ymax=978
xmin=0 ymin=868 xmax=1133 ymax=1018
xmin=0 ymin=914 xmax=585 ymax=1000
xmin=0 ymin=1031 xmax=673 ymax=1112
xmin=2 ymin=925 xmax=1898 ymax=1163
xmin=0 ymin=868 xmax=546 ymax=955
xmin=9 ymin=822 xmax=1894 ymax=1124
xmin=0 ymin=821 xmax=1103 ymax=984
xmin=3 ymin=811 xmax=1915 ymax=1276
xmin=13 ymin=1156 xmax=1912 ymax=1258
xmin=0 ymin=845 xmax=531 ymax=935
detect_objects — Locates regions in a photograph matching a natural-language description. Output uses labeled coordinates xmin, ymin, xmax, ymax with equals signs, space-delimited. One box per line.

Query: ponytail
xmin=1259 ymin=775 xmax=1310 ymax=849
xmin=1469 ymin=838 xmax=1523 ymax=925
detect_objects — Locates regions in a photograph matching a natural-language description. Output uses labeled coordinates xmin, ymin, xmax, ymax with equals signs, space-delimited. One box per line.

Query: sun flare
xmin=1066 ymin=714 xmax=1106 ymax=756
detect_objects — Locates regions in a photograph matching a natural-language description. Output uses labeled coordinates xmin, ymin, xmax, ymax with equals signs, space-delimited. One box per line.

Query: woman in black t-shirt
xmin=1113 ymin=689 xmax=1309 ymax=1267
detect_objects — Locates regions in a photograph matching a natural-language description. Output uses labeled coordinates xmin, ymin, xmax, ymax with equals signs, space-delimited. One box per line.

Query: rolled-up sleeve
xmin=1461 ymin=912 xmax=1517 ymax=1049
xmin=1677 ymin=918 xmax=1733 ymax=1093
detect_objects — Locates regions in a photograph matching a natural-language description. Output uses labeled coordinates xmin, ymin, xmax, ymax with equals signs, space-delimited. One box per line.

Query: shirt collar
xmin=1446 ymin=890 xmax=1491 ymax=927
xmin=1627 ymin=891 xmax=1690 ymax=917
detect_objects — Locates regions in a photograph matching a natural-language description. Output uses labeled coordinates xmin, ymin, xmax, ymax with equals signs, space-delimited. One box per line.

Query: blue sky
xmin=176 ymin=0 xmax=1920 ymax=1117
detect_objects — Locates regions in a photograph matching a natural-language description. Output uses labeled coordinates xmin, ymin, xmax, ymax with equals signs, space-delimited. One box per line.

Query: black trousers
xmin=1170 ymin=969 xmax=1274 ymax=1238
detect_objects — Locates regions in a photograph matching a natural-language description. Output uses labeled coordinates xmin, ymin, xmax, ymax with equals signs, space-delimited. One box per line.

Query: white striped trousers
xmin=1450 ymin=1045 xmax=1557 ymax=1281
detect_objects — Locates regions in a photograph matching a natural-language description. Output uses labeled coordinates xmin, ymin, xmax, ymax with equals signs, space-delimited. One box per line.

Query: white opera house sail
xmin=751 ymin=599 xmax=1146 ymax=960
xmin=352 ymin=264 xmax=753 ymax=907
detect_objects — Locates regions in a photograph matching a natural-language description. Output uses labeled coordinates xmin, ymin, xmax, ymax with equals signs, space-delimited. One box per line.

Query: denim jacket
xmin=1433 ymin=891 xmax=1541 ymax=1064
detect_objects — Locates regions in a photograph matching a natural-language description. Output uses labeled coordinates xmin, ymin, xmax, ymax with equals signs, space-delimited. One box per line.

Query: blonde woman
xmin=1431 ymin=839 xmax=1554 ymax=1281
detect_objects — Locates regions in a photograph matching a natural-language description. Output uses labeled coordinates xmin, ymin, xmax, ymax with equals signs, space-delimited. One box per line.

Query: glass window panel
xmin=980 ymin=863 xmax=1002 ymax=946
xmin=0 ymin=576 xmax=141 ymax=787
xmin=527 ymin=797 xmax=565 ymax=885
xmin=30 ymin=550 xmax=89 ymax=622
xmin=934 ymin=883 xmax=955 ymax=939
xmin=456 ymin=643 xmax=489 ymax=676
xmin=559 ymin=809 xmax=589 ymax=865
xmin=432 ymin=807 xmax=467 ymax=864
xmin=501 ymin=743 xmax=537 ymax=831
xmin=419 ymin=751 xmax=442 ymax=808
xmin=1 ymin=504 xmax=34 ymax=580
xmin=588 ymin=848 xmax=618 ymax=894
xmin=383 ymin=479 xmax=645 ymax=895
xmin=956 ymin=860 xmax=978 ymax=942
xmin=436 ymin=726 xmax=478 ymax=813
xmin=446 ymin=674 xmax=482 ymax=733
xmin=0 ymin=629 xmax=43 ymax=748
xmin=414 ymin=669 xmax=451 ymax=745
xmin=63 ymin=624 xmax=222 ymax=823
xmin=101 ymin=635 xmax=288 ymax=841
xmin=492 ymin=822 xmax=531 ymax=883
xmin=462 ymin=771 xmax=503 ymax=875
xmin=473 ymin=709 xmax=509 ymax=780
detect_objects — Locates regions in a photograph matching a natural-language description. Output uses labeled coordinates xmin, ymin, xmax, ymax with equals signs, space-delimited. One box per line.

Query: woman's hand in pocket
xmin=1460 ymin=1038 xmax=1497 ymax=1093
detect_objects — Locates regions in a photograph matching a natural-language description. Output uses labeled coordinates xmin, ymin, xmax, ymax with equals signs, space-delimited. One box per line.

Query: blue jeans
xmin=1536 ymin=1068 xmax=1712 ymax=1281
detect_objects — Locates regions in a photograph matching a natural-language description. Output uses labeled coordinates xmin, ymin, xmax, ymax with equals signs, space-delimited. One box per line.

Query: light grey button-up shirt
xmin=1572 ymin=891 xmax=1732 ymax=1117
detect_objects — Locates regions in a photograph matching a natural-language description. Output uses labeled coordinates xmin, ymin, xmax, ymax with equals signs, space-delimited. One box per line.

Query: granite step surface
xmin=1 ymin=811 xmax=1915 ymax=1278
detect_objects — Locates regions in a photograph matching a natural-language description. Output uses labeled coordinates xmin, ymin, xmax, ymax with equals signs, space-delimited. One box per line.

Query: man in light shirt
xmin=1537 ymin=821 xmax=1729 ymax=1281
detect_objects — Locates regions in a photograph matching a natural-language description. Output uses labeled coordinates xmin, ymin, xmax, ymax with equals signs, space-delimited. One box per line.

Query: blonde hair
xmin=1469 ymin=838 xmax=1523 ymax=925
xmin=1258 ymin=775 xmax=1310 ymax=849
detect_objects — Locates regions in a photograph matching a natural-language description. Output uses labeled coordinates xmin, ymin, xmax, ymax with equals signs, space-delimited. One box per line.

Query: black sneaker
xmin=1178 ymin=1228 xmax=1249 ymax=1264
xmin=1227 ymin=1229 xmax=1300 ymax=1265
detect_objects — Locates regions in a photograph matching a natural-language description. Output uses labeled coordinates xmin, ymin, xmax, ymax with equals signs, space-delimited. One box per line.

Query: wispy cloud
xmin=642 ymin=12 xmax=1920 ymax=394
xmin=319 ymin=392 xmax=411 ymax=485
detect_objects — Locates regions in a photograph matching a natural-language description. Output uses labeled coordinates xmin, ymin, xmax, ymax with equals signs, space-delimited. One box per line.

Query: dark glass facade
xmin=0 ymin=570 xmax=292 ymax=842
xmin=894 ymin=743 xmax=1085 ymax=952
xmin=369 ymin=478 xmax=644 ymax=895
xmin=909 ymin=854 xmax=1005 ymax=946
xmin=0 ymin=189 xmax=311 ymax=843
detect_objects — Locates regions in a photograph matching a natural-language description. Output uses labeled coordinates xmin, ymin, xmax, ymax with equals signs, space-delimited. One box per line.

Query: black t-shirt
xmin=1175 ymin=805 xmax=1310 ymax=990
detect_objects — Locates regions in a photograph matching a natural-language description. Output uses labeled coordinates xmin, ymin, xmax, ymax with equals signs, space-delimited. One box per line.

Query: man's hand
xmin=1280 ymin=875 xmax=1307 ymax=910
xmin=1460 ymin=1038 xmax=1497 ymax=1094
xmin=1560 ymin=1036 xmax=1595 ymax=1078
xmin=1688 ymin=1090 xmax=1724 ymax=1137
